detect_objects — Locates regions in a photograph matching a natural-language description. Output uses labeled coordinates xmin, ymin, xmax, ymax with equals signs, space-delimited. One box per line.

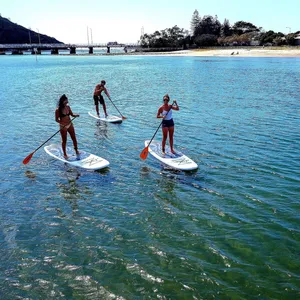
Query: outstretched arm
xmin=104 ymin=88 xmax=111 ymax=100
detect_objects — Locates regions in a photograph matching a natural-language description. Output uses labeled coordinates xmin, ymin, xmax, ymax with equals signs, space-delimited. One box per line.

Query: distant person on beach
xmin=93 ymin=80 xmax=111 ymax=117
xmin=156 ymin=94 xmax=179 ymax=154
xmin=55 ymin=94 xmax=80 ymax=159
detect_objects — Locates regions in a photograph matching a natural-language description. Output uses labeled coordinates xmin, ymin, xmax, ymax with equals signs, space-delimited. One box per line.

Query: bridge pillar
xmin=51 ymin=48 xmax=59 ymax=55
xmin=70 ymin=47 xmax=76 ymax=54
xmin=89 ymin=47 xmax=93 ymax=54
xmin=107 ymin=46 xmax=110 ymax=54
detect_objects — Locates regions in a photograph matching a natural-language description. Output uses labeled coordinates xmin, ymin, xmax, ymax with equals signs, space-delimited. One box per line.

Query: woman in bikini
xmin=156 ymin=94 xmax=179 ymax=154
xmin=55 ymin=94 xmax=80 ymax=159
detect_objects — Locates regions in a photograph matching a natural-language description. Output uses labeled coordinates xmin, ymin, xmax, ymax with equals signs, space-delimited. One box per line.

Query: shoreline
xmin=133 ymin=47 xmax=300 ymax=57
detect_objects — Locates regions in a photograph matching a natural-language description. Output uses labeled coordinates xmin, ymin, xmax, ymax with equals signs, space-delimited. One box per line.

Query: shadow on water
xmin=94 ymin=120 xmax=123 ymax=141
xmin=140 ymin=162 xmax=204 ymax=192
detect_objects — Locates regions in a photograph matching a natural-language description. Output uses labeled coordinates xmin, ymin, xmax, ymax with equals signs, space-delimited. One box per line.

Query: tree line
xmin=139 ymin=9 xmax=299 ymax=48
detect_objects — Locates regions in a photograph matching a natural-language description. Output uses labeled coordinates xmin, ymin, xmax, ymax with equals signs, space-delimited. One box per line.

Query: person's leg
xmin=162 ymin=127 xmax=168 ymax=154
xmin=60 ymin=129 xmax=68 ymax=158
xmin=102 ymin=101 xmax=108 ymax=117
xmin=100 ymin=95 xmax=108 ymax=117
xmin=68 ymin=125 xmax=79 ymax=155
xmin=169 ymin=126 xmax=175 ymax=154
xmin=96 ymin=104 xmax=100 ymax=116
xmin=94 ymin=95 xmax=100 ymax=116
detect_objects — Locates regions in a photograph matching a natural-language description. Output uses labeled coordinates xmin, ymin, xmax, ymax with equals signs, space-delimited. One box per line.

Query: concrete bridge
xmin=0 ymin=43 xmax=141 ymax=55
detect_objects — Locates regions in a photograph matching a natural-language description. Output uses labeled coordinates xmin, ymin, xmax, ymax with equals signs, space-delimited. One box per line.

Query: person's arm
xmin=69 ymin=107 xmax=79 ymax=118
xmin=55 ymin=109 xmax=60 ymax=123
xmin=104 ymin=87 xmax=111 ymax=100
xmin=157 ymin=107 xmax=164 ymax=118
xmin=172 ymin=100 xmax=179 ymax=111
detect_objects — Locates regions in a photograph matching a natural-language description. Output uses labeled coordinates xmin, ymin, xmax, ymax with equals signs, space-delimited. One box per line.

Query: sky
xmin=1 ymin=0 xmax=299 ymax=44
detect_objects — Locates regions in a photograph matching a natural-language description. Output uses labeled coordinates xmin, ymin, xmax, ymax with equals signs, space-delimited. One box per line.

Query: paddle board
xmin=145 ymin=140 xmax=198 ymax=171
xmin=44 ymin=144 xmax=109 ymax=170
xmin=88 ymin=111 xmax=122 ymax=123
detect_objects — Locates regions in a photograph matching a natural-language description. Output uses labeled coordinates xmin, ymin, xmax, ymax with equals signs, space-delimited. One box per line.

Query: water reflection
xmin=94 ymin=121 xmax=108 ymax=140
xmin=55 ymin=167 xmax=84 ymax=217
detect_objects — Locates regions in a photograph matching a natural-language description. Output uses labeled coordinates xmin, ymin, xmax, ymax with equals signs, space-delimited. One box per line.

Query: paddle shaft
xmin=30 ymin=117 xmax=76 ymax=155
xmin=108 ymin=98 xmax=126 ymax=119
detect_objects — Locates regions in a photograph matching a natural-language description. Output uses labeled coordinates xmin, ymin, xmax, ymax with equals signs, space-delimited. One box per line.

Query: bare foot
xmin=171 ymin=149 xmax=176 ymax=154
xmin=63 ymin=154 xmax=69 ymax=160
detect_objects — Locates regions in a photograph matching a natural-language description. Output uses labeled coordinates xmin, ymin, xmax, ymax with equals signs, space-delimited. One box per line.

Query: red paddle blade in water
xmin=23 ymin=152 xmax=34 ymax=165
xmin=140 ymin=146 xmax=149 ymax=160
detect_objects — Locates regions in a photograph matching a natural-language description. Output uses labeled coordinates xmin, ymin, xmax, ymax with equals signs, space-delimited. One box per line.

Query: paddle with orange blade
xmin=23 ymin=117 xmax=76 ymax=165
xmin=140 ymin=101 xmax=174 ymax=160
xmin=108 ymin=98 xmax=127 ymax=120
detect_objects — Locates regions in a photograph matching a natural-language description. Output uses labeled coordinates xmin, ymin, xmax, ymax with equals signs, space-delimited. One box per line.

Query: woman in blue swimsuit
xmin=156 ymin=94 xmax=179 ymax=154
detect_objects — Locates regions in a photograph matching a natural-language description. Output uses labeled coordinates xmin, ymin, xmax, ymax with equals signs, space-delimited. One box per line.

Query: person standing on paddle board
xmin=93 ymin=80 xmax=111 ymax=118
xmin=156 ymin=94 xmax=179 ymax=154
xmin=55 ymin=94 xmax=80 ymax=159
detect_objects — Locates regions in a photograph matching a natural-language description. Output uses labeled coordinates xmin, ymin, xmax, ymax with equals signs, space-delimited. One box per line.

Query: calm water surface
xmin=0 ymin=54 xmax=299 ymax=299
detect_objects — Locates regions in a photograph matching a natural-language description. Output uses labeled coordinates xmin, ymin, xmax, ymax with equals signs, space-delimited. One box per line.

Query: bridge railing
xmin=0 ymin=43 xmax=141 ymax=49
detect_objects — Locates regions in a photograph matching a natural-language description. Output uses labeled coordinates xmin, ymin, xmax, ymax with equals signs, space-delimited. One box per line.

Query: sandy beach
xmin=152 ymin=47 xmax=300 ymax=57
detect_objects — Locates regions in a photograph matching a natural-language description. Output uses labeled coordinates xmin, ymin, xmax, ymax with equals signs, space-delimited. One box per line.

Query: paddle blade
xmin=140 ymin=146 xmax=149 ymax=160
xmin=122 ymin=116 xmax=127 ymax=120
xmin=23 ymin=152 xmax=34 ymax=165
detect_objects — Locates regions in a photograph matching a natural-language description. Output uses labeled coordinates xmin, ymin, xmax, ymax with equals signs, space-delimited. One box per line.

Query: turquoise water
xmin=0 ymin=54 xmax=299 ymax=299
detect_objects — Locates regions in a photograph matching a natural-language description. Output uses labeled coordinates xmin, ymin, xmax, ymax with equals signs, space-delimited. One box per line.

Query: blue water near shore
xmin=0 ymin=54 xmax=299 ymax=299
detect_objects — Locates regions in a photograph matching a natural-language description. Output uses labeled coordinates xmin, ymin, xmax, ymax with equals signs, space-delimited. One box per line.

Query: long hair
xmin=58 ymin=94 xmax=68 ymax=114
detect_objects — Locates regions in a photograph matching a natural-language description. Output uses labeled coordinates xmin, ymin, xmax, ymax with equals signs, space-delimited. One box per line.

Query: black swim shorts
xmin=93 ymin=94 xmax=104 ymax=105
xmin=162 ymin=119 xmax=174 ymax=128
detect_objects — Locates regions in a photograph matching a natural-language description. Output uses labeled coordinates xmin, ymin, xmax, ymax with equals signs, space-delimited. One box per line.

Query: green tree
xmin=194 ymin=15 xmax=221 ymax=36
xmin=232 ymin=21 xmax=259 ymax=35
xmin=194 ymin=34 xmax=218 ymax=46
xmin=221 ymin=18 xmax=231 ymax=37
xmin=190 ymin=9 xmax=201 ymax=35
xmin=139 ymin=26 xmax=187 ymax=48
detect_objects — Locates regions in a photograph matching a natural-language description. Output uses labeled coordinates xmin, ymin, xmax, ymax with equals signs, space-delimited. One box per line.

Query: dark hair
xmin=101 ymin=80 xmax=106 ymax=85
xmin=58 ymin=94 xmax=68 ymax=113
xmin=163 ymin=94 xmax=170 ymax=101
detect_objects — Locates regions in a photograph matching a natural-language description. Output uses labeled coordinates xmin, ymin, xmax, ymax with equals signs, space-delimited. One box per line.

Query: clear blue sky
xmin=1 ymin=0 xmax=299 ymax=44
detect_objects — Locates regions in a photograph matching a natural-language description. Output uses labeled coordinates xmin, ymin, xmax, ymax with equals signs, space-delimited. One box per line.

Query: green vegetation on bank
xmin=139 ymin=9 xmax=300 ymax=49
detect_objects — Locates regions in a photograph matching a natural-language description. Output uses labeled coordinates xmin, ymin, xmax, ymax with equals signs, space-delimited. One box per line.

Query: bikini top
xmin=59 ymin=108 xmax=70 ymax=118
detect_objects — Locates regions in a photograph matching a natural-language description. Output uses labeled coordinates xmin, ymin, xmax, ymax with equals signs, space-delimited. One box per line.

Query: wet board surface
xmin=44 ymin=144 xmax=110 ymax=170
xmin=145 ymin=140 xmax=198 ymax=171
xmin=88 ymin=111 xmax=122 ymax=123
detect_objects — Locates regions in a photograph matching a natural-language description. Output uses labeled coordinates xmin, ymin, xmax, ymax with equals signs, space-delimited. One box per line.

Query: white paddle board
xmin=88 ymin=111 xmax=122 ymax=123
xmin=44 ymin=144 xmax=109 ymax=170
xmin=145 ymin=140 xmax=198 ymax=171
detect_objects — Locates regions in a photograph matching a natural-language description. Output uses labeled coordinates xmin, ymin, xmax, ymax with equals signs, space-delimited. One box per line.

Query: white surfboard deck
xmin=44 ymin=144 xmax=110 ymax=170
xmin=145 ymin=140 xmax=198 ymax=171
xmin=88 ymin=111 xmax=122 ymax=123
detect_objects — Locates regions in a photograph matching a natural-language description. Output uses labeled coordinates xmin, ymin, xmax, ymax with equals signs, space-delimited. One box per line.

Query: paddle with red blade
xmin=140 ymin=101 xmax=174 ymax=160
xmin=23 ymin=117 xmax=76 ymax=165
